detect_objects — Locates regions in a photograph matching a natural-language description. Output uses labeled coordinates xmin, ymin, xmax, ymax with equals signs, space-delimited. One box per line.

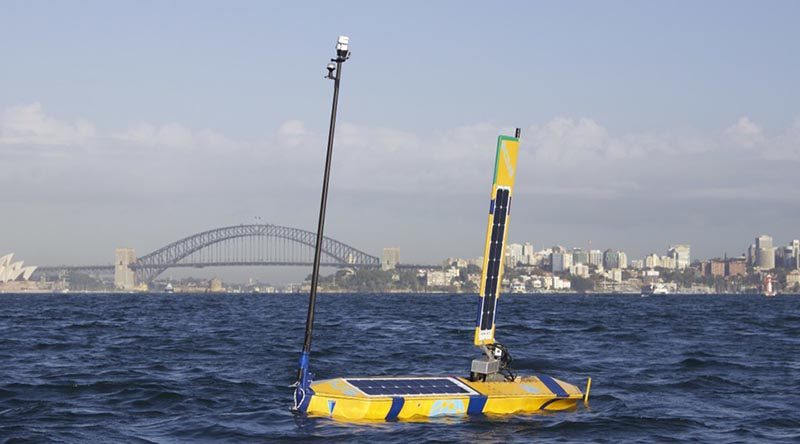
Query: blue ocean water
xmin=0 ymin=293 xmax=798 ymax=443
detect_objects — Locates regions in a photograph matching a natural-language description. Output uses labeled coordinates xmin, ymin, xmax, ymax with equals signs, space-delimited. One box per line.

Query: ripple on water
xmin=0 ymin=293 xmax=798 ymax=443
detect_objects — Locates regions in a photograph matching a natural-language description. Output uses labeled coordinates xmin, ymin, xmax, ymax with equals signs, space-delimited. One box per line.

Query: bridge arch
xmin=133 ymin=224 xmax=379 ymax=283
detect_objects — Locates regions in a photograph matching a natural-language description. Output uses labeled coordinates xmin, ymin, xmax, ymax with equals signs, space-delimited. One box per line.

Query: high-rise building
xmin=381 ymin=247 xmax=400 ymax=270
xmin=779 ymin=245 xmax=795 ymax=268
xmin=618 ymin=251 xmax=628 ymax=269
xmin=552 ymin=251 xmax=573 ymax=272
xmin=630 ymin=259 xmax=644 ymax=269
xmin=505 ymin=243 xmax=524 ymax=267
xmin=779 ymin=241 xmax=800 ymax=269
xmin=588 ymin=249 xmax=603 ymax=267
xmin=603 ymin=249 xmax=620 ymax=269
xmin=572 ymin=248 xmax=588 ymax=265
xmin=645 ymin=253 xmax=660 ymax=269
xmin=747 ymin=244 xmax=757 ymax=266
xmin=755 ymin=235 xmax=774 ymax=270
xmin=522 ymin=242 xmax=535 ymax=265
xmin=792 ymin=240 xmax=800 ymax=269
xmin=667 ymin=245 xmax=691 ymax=269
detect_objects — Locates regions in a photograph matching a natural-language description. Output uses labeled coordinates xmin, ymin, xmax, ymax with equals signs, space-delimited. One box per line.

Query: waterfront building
xmin=543 ymin=275 xmax=571 ymax=290
xmin=668 ymin=244 xmax=691 ymax=269
xmin=569 ymin=263 xmax=590 ymax=278
xmin=511 ymin=280 xmax=526 ymax=293
xmin=755 ymin=235 xmax=775 ymax=270
xmin=606 ymin=268 xmax=622 ymax=283
xmin=787 ymin=269 xmax=800 ymax=290
xmin=553 ymin=277 xmax=571 ymax=290
xmin=209 ymin=277 xmax=224 ymax=292
xmin=0 ymin=253 xmax=37 ymax=283
xmin=710 ymin=259 xmax=725 ymax=277
xmin=726 ymin=258 xmax=747 ymax=277
xmin=425 ymin=270 xmax=449 ymax=287
xmin=642 ymin=268 xmax=660 ymax=281
xmin=381 ymin=247 xmax=400 ymax=270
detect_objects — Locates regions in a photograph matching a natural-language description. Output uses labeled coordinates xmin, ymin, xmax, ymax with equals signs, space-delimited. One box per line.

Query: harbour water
xmin=1 ymin=293 xmax=798 ymax=443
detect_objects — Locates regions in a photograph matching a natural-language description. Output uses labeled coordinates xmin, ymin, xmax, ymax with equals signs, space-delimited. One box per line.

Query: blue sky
xmin=1 ymin=1 xmax=799 ymax=282
xmin=2 ymin=1 xmax=798 ymax=133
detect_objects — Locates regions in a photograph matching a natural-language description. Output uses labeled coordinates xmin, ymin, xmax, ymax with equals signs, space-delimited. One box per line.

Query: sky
xmin=1 ymin=1 xmax=799 ymax=283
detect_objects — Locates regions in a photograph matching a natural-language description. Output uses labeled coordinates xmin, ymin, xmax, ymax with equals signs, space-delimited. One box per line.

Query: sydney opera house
xmin=0 ymin=253 xmax=37 ymax=283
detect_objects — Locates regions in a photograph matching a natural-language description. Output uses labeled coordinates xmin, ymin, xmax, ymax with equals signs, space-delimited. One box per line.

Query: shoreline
xmin=1 ymin=291 xmax=797 ymax=297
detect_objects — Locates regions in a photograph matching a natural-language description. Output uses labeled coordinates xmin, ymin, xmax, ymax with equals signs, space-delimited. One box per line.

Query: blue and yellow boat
xmin=292 ymin=36 xmax=588 ymax=421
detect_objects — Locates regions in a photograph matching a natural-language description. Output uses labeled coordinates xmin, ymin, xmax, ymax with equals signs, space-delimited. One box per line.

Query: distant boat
xmin=763 ymin=274 xmax=777 ymax=297
xmin=641 ymin=282 xmax=669 ymax=296
xmin=164 ymin=283 xmax=174 ymax=294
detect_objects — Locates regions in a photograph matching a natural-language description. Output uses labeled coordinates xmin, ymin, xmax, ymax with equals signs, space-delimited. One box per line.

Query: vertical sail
xmin=474 ymin=134 xmax=520 ymax=346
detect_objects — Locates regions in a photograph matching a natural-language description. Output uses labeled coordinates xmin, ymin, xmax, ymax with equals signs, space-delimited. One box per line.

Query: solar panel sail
xmin=474 ymin=135 xmax=520 ymax=346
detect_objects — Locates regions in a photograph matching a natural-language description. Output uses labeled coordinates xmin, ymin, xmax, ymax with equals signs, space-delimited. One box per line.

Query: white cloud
xmin=4 ymin=104 xmax=800 ymax=267
xmin=527 ymin=117 xmax=610 ymax=163
xmin=0 ymin=102 xmax=95 ymax=146
xmin=2 ymin=102 xmax=799 ymax=207
xmin=112 ymin=123 xmax=233 ymax=149
xmin=763 ymin=117 xmax=800 ymax=161
xmin=724 ymin=116 xmax=765 ymax=148
xmin=277 ymin=120 xmax=313 ymax=148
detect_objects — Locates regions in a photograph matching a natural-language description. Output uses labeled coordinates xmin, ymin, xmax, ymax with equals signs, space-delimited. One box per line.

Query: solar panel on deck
xmin=344 ymin=377 xmax=476 ymax=397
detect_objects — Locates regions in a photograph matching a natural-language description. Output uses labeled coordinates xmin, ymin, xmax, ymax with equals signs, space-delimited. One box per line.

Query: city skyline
xmin=2 ymin=1 xmax=800 ymax=283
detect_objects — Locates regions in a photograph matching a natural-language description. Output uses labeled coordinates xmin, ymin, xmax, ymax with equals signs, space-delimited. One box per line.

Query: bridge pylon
xmin=114 ymin=248 xmax=136 ymax=290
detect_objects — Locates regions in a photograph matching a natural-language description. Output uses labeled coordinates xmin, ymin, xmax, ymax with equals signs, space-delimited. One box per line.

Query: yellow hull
xmin=300 ymin=375 xmax=584 ymax=421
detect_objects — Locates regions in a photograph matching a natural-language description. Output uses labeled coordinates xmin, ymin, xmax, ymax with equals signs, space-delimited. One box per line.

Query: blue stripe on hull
xmin=385 ymin=397 xmax=405 ymax=420
xmin=538 ymin=375 xmax=568 ymax=397
xmin=467 ymin=395 xmax=488 ymax=415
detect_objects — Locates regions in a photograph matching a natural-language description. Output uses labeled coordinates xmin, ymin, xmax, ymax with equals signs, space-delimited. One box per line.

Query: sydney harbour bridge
xmin=36 ymin=224 xmax=389 ymax=285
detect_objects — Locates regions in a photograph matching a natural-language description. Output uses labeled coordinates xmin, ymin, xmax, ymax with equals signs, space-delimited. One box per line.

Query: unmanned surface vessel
xmin=291 ymin=36 xmax=589 ymax=421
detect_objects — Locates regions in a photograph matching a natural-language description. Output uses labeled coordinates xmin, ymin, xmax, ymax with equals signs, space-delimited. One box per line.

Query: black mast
xmin=293 ymin=36 xmax=350 ymax=411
